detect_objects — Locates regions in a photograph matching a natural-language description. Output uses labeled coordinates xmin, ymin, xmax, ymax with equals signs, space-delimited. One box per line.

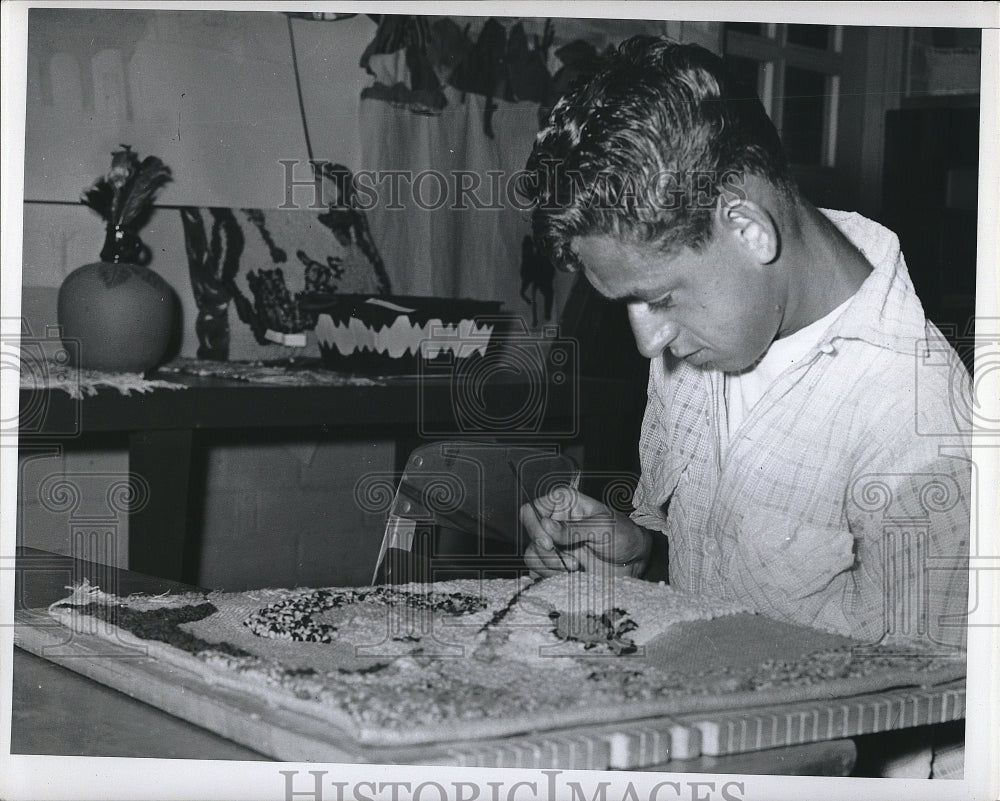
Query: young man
xmin=519 ymin=38 xmax=971 ymax=652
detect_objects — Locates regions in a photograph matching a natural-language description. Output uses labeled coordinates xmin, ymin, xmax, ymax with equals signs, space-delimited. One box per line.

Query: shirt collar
xmin=817 ymin=209 xmax=928 ymax=353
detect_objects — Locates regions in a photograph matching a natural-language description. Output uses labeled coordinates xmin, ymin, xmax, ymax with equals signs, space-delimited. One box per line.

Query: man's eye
xmin=647 ymin=295 xmax=673 ymax=311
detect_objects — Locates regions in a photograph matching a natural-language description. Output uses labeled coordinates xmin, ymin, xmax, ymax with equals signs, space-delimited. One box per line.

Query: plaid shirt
xmin=632 ymin=211 xmax=971 ymax=647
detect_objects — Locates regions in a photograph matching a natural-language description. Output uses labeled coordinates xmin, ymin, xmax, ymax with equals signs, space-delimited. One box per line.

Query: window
xmin=723 ymin=23 xmax=843 ymax=168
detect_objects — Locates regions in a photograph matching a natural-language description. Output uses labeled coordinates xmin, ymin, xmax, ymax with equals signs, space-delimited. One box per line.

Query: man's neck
xmin=777 ymin=202 xmax=872 ymax=338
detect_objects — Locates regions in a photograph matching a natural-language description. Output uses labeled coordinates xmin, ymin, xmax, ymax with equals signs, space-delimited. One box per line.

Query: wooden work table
xmin=18 ymin=368 xmax=637 ymax=584
xmin=10 ymin=646 xmax=857 ymax=772
xmin=9 ymin=548 xmax=966 ymax=775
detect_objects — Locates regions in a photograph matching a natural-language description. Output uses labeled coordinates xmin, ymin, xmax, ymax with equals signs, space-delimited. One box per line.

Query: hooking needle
xmin=508 ymin=460 xmax=572 ymax=572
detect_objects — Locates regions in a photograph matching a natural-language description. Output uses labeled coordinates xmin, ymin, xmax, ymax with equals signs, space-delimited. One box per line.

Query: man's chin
xmin=713 ymin=349 xmax=771 ymax=375
xmin=672 ymin=350 xmax=717 ymax=370
xmin=697 ymin=356 xmax=755 ymax=374
xmin=666 ymin=350 xmax=752 ymax=372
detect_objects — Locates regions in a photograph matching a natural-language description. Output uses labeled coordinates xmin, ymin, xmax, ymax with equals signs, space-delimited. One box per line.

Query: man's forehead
xmin=571 ymin=231 xmax=695 ymax=265
xmin=572 ymin=234 xmax=681 ymax=299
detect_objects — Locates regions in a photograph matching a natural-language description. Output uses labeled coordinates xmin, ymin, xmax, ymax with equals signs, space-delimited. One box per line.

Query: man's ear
xmin=715 ymin=194 xmax=780 ymax=264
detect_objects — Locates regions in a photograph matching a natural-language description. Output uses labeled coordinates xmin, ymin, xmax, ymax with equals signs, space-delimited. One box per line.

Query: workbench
xmin=18 ymin=367 xmax=634 ymax=584
xmin=10 ymin=548 xmax=965 ymax=775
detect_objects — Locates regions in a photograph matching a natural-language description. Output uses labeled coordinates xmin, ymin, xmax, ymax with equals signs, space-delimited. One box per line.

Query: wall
xmin=23 ymin=9 xmax=371 ymax=205
xmin=21 ymin=9 xmax=376 ymax=355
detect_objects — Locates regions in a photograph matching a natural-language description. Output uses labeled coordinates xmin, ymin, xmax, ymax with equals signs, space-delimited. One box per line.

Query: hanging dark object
xmin=448 ymin=17 xmax=507 ymax=138
xmin=519 ymin=235 xmax=555 ymax=326
xmin=360 ymin=15 xmax=446 ymax=114
xmin=538 ymin=39 xmax=606 ymax=127
xmin=426 ymin=17 xmax=472 ymax=77
xmin=503 ymin=20 xmax=554 ymax=104
xmin=359 ymin=13 xmax=413 ymax=62
xmin=357 ymin=16 xmax=571 ymax=131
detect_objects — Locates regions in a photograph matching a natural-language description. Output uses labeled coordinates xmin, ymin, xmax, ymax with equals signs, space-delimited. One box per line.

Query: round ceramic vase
xmin=58 ymin=260 xmax=177 ymax=372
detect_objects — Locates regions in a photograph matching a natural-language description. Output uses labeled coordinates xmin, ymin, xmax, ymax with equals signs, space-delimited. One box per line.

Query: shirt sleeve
xmin=845 ymin=436 xmax=971 ymax=649
xmin=630 ymin=357 xmax=671 ymax=533
xmin=841 ymin=335 xmax=974 ymax=649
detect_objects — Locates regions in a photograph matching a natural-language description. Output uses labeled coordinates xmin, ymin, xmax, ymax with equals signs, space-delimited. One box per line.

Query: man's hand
xmin=520 ymin=487 xmax=653 ymax=578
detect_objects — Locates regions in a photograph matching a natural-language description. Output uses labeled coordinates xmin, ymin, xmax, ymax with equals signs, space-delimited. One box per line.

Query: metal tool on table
xmin=371 ymin=442 xmax=579 ymax=585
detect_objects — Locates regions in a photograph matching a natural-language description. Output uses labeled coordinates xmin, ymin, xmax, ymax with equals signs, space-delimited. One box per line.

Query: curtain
xmin=359 ymin=87 xmax=567 ymax=331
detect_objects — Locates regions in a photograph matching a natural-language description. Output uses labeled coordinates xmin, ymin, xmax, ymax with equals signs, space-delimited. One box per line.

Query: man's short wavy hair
xmin=523 ymin=37 xmax=793 ymax=271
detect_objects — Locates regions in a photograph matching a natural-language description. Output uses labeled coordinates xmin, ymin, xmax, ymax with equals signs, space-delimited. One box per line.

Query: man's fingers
xmin=524 ymin=543 xmax=578 ymax=575
xmin=520 ymin=498 xmax=616 ymax=555
xmin=533 ymin=487 xmax=610 ymax=522
xmin=524 ymin=544 xmax=558 ymax=576
xmin=519 ymin=501 xmax=565 ymax=546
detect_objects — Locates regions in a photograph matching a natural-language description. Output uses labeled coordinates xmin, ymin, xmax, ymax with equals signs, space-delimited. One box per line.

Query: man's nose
xmin=627 ymin=304 xmax=681 ymax=359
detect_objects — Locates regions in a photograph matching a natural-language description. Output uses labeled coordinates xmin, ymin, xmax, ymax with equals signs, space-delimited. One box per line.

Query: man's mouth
xmin=679 ymin=348 xmax=705 ymax=363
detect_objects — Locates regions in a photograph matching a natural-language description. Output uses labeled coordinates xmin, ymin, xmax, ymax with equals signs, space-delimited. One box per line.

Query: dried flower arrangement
xmin=81 ymin=145 xmax=173 ymax=265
